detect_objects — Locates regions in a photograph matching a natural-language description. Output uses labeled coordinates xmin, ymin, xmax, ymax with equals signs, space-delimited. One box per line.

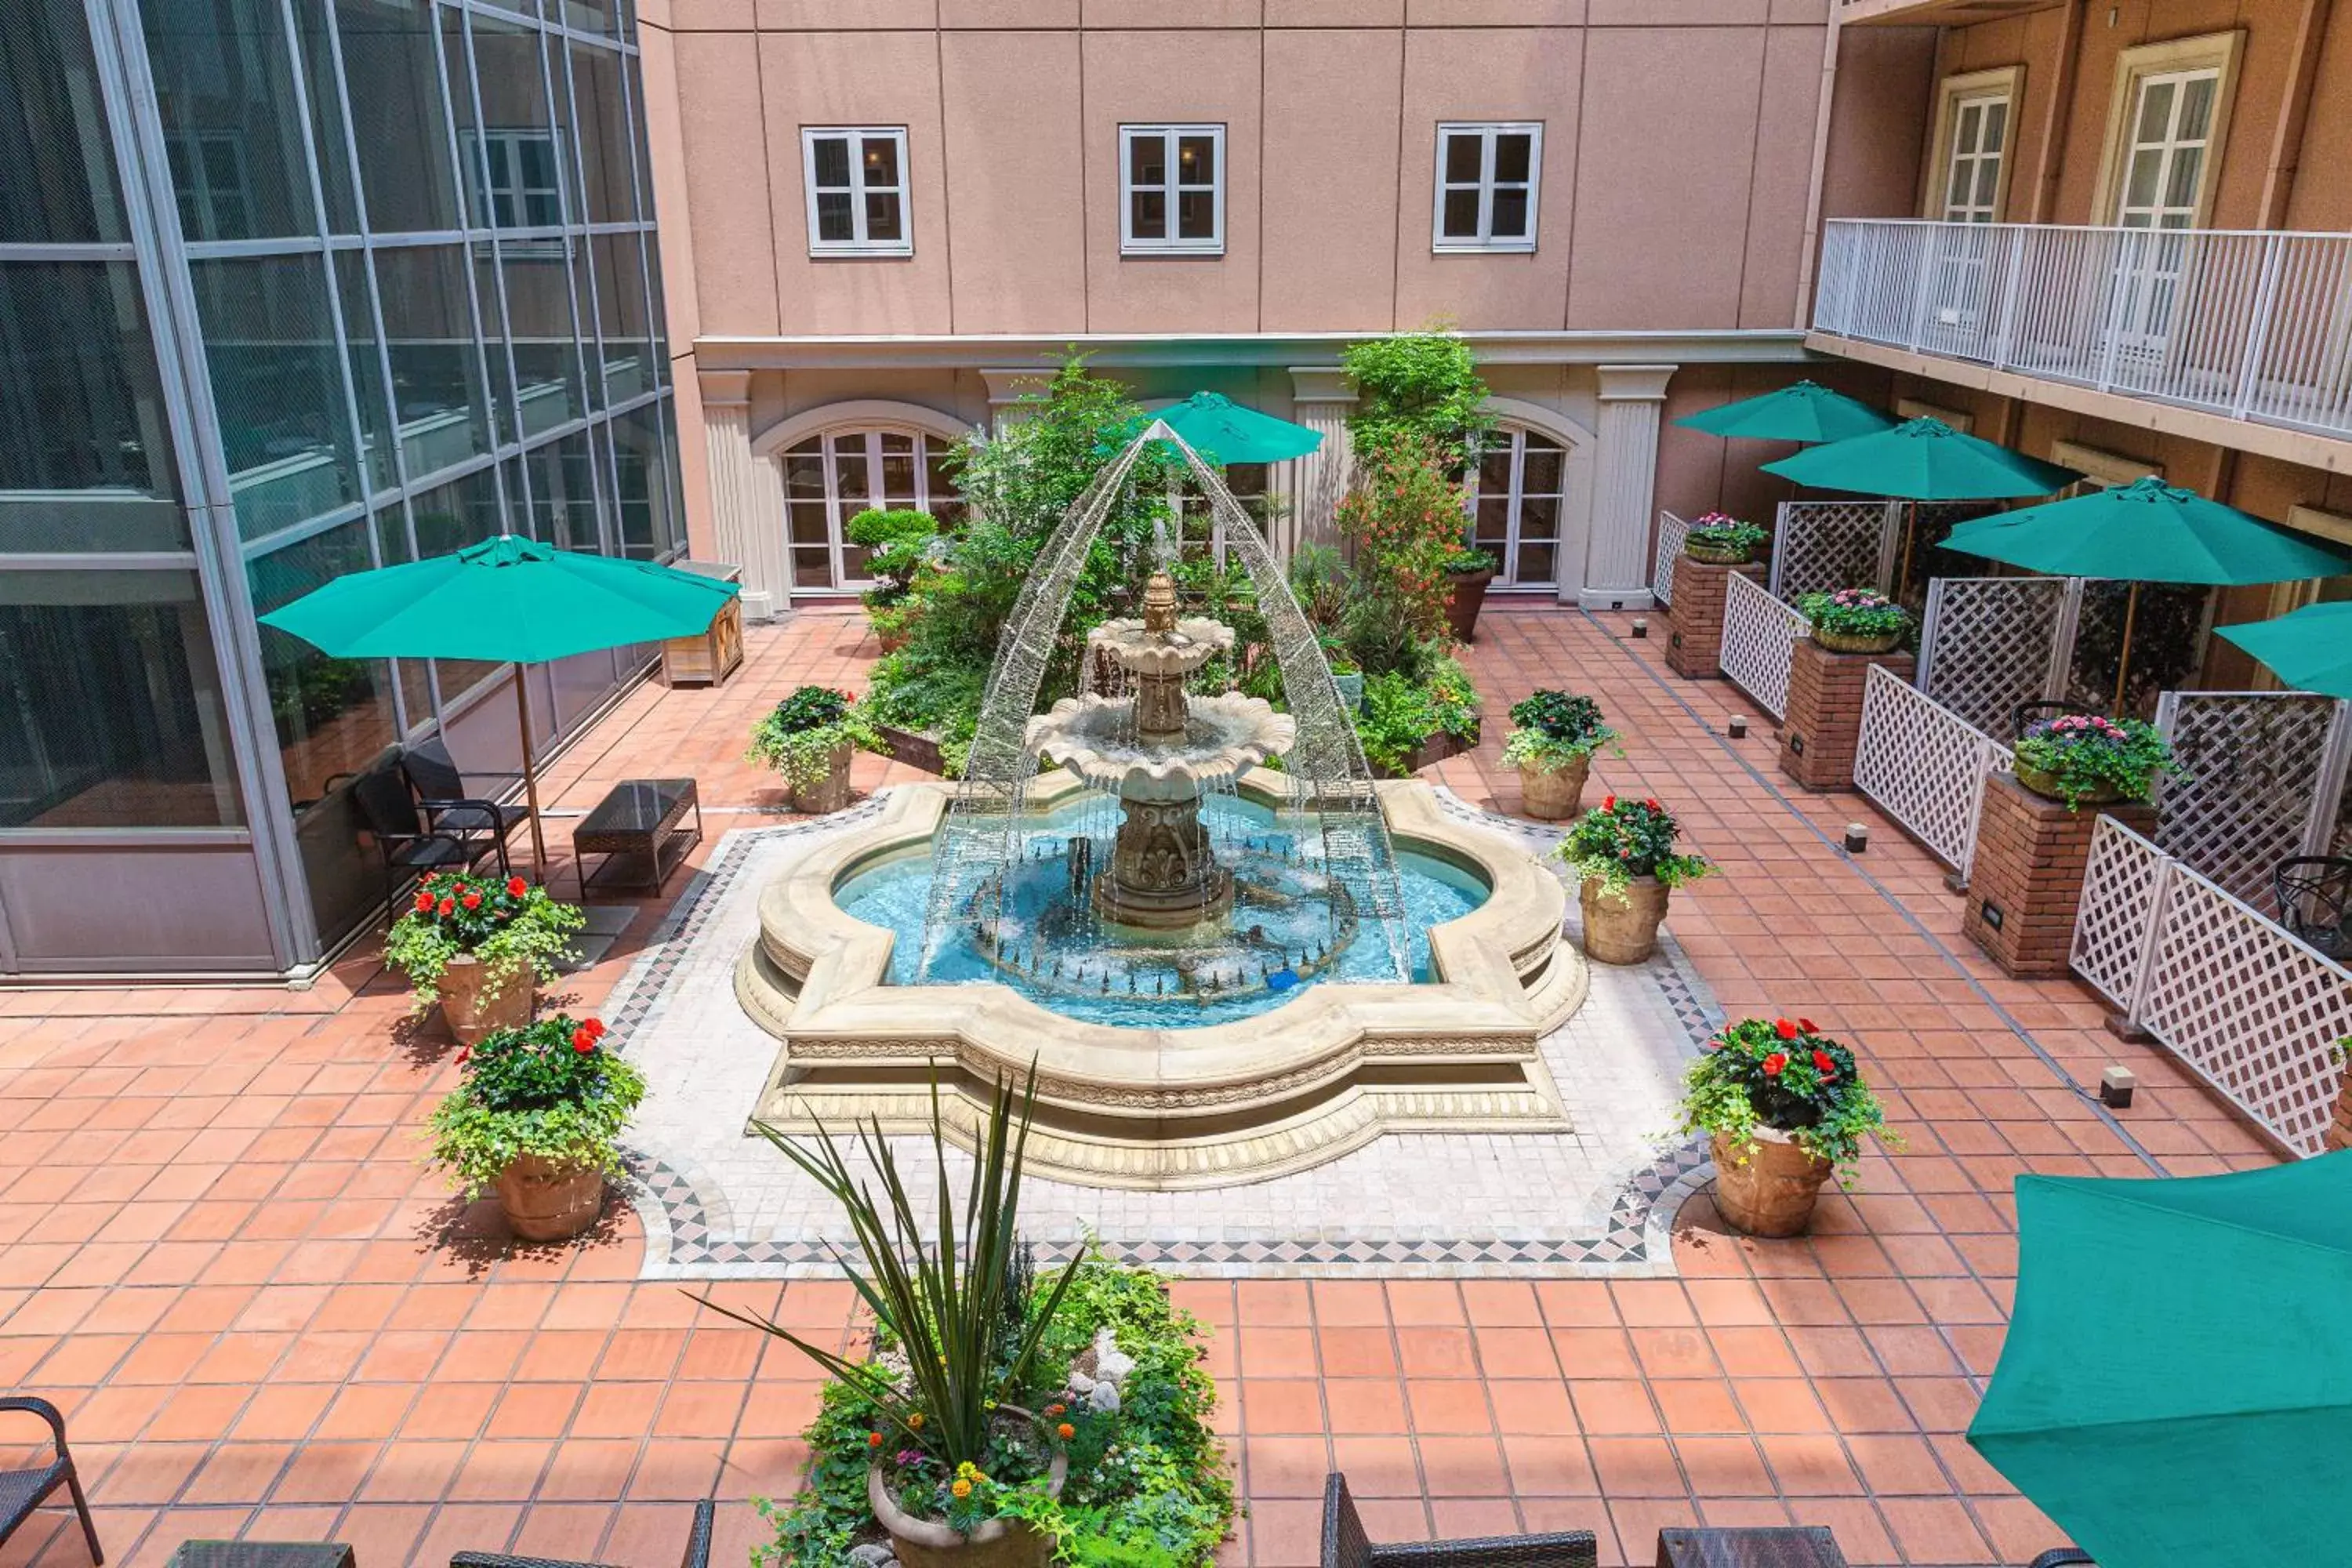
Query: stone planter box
xmin=875 ymin=723 xmax=949 ymax=776
xmin=1371 ymin=716 xmax=1481 ymax=779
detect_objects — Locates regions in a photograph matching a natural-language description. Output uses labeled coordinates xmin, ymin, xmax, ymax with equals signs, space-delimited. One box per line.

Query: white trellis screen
xmin=1914 ymin=576 xmax=2081 ymax=739
xmin=2153 ymin=691 xmax=2352 ymax=911
xmin=2072 ymin=815 xmax=2352 ymax=1156
xmin=1768 ymin=500 xmax=1896 ymax=601
xmin=1852 ymin=664 xmax=2014 ymax=877
xmin=1653 ymin=510 xmax=1691 ymax=608
xmin=1720 ymin=569 xmax=1806 ymax=720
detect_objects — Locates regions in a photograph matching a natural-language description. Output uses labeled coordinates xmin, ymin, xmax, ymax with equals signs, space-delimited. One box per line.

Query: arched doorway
xmin=1470 ymin=399 xmax=1596 ymax=598
xmin=750 ymin=401 xmax=976 ymax=595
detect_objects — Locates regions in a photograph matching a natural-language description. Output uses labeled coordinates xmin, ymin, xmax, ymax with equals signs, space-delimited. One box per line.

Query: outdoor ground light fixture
xmin=1726 ymin=717 xmax=1748 ymax=739
xmin=1844 ymin=822 xmax=1869 ymax=854
xmin=2100 ymin=1065 xmax=2136 ymax=1109
xmin=1631 ymin=617 xmax=1649 ymax=638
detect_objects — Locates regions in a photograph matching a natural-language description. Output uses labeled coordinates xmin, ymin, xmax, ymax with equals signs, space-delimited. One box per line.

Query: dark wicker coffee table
xmin=575 ymin=777 xmax=702 ymax=895
xmin=167 ymin=1544 xmax=357 ymax=1568
xmin=1656 ymin=1527 xmax=1847 ymax=1568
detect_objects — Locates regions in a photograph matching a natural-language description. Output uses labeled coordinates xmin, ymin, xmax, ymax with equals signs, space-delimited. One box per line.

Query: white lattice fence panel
xmin=1653 ymin=510 xmax=1690 ymax=608
xmin=1853 ymin=664 xmax=2013 ymax=874
xmin=2070 ymin=816 xmax=2168 ymax=1007
xmin=2138 ymin=867 xmax=2352 ymax=1156
xmin=1769 ymin=501 xmax=1893 ymax=600
xmin=2156 ymin=692 xmax=2343 ymax=909
xmin=1720 ymin=570 xmax=1805 ymax=721
xmin=1916 ymin=577 xmax=2070 ymax=739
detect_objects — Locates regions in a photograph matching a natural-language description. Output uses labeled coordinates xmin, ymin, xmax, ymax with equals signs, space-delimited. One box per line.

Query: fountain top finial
xmin=1141 ymin=570 xmax=1179 ymax=637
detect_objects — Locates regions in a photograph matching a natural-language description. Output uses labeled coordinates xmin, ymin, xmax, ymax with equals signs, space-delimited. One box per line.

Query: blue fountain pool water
xmin=833 ymin=795 xmax=1486 ymax=1028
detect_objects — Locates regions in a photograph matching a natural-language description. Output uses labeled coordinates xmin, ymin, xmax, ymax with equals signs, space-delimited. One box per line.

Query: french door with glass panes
xmin=2111 ymin=68 xmax=2220 ymax=351
xmin=1469 ymin=427 xmax=1566 ymax=590
xmin=779 ymin=429 xmax=960 ymax=592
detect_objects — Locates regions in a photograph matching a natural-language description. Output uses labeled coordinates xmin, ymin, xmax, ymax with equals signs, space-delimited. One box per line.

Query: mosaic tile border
xmin=606 ymin=787 xmax=1727 ymax=1278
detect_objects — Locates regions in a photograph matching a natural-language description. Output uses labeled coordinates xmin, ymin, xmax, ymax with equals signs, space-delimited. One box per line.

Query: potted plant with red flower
xmin=1798 ymin=587 xmax=1911 ymax=654
xmin=747 ymin=684 xmax=883 ymax=814
xmin=427 ymin=1011 xmax=644 ymax=1241
xmin=1558 ymin=795 xmax=1711 ymax=964
xmin=1679 ymin=1016 xmax=1896 ymax=1236
xmin=2012 ymin=712 xmax=2175 ymax=810
xmin=1682 ymin=512 xmax=1768 ymax=566
xmin=383 ymin=871 xmax=586 ymax=1044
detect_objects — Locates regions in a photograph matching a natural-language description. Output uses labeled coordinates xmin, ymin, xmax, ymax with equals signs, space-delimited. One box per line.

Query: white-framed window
xmin=1174 ymin=462 xmax=1270 ymax=569
xmin=465 ymin=128 xmax=566 ymax=229
xmin=2115 ymin=67 xmax=2221 ymax=230
xmin=1468 ymin=425 xmax=1566 ymax=588
xmin=165 ymin=130 xmax=252 ymax=241
xmin=801 ymin=127 xmax=912 ymax=257
xmin=1433 ymin=122 xmax=1541 ymax=253
xmin=780 ymin=428 xmax=961 ymax=591
xmin=1942 ymin=95 xmax=2009 ymax=222
xmin=1120 ymin=125 xmax=1223 ymax=255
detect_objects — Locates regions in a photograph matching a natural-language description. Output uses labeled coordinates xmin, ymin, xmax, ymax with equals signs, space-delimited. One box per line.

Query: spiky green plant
xmin=689 ymin=1067 xmax=1080 ymax=1472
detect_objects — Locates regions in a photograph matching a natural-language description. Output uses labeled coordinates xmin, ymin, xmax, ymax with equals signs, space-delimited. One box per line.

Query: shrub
xmin=1356 ymin=658 xmax=1478 ymax=775
xmin=1338 ymin=437 xmax=1466 ymax=648
xmin=383 ymin=870 xmax=584 ymax=1014
xmin=2013 ymin=712 xmax=2176 ymax=809
xmin=1443 ymin=545 xmax=1498 ymax=575
xmin=1502 ymin=691 xmax=1617 ymax=772
xmin=1559 ymin=794 xmax=1711 ymax=895
xmin=746 ymin=685 xmax=882 ymax=792
xmin=1798 ymin=587 xmax=1911 ymax=641
xmin=846 ymin=508 xmax=941 ymax=611
xmin=426 ymin=1011 xmax=644 ymax=1194
xmin=1342 ymin=330 xmax=1494 ymax=474
xmin=1679 ymin=1015 xmax=1897 ymax=1178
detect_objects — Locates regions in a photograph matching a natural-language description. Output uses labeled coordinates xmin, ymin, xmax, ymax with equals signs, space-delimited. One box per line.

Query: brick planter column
xmin=1962 ymin=774 xmax=2158 ymax=978
xmin=2329 ymin=1071 xmax=2352 ymax=1152
xmin=1664 ymin=559 xmax=1761 ymax=679
xmin=1777 ymin=639 xmax=1915 ymax=791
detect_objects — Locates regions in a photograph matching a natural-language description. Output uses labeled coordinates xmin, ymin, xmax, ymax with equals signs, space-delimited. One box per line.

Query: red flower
xmin=583 ymin=1018 xmax=608 ymax=1040
xmin=414 ymin=890 xmax=436 ymax=913
xmin=868 ymin=1432 xmax=884 ymax=1449
xmin=1811 ymin=1050 xmax=1835 ymax=1073
xmin=437 ymin=897 xmax=456 ymax=916
xmin=1602 ymin=794 xmax=1617 ymax=811
xmin=455 ymin=1047 xmax=470 ymax=1066
xmin=1773 ymin=1018 xmax=1799 ymax=1040
xmin=1798 ymin=1017 xmax=1817 ymax=1033
xmin=460 ymin=891 xmax=482 ymax=910
xmin=1762 ymin=1052 xmax=1788 ymax=1076
xmin=571 ymin=1028 xmax=596 ymax=1054
xmin=1644 ymin=797 xmax=1660 ymax=810
xmin=507 ymin=877 xmax=528 ymax=898
xmin=1056 ymin=1422 xmax=1075 ymax=1440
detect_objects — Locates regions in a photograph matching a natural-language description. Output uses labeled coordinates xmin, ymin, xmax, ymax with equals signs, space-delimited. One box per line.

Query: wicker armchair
xmin=2025 ymin=1552 xmax=2092 ymax=1568
xmin=1323 ymin=1475 xmax=1595 ymax=1568
xmin=451 ymin=1497 xmax=712 ymax=1568
xmin=0 ymin=1396 xmax=103 ymax=1563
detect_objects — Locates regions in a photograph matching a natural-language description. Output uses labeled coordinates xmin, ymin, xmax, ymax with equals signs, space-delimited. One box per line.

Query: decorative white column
xmin=699 ymin=370 xmax=786 ymax=621
xmin=1585 ymin=365 xmax=1677 ymax=612
xmin=1287 ymin=366 xmax=1357 ymax=556
xmin=978 ymin=368 xmax=1055 ymax=432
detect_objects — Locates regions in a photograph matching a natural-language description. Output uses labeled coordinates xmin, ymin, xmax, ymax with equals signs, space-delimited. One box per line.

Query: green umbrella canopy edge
xmin=1760 ymin=416 xmax=2079 ymax=500
xmin=1672 ymin=379 xmax=1897 ymax=445
xmin=1943 ymin=477 xmax=2352 ymax=586
xmin=2217 ymin=602 xmax=2352 ymax=700
xmin=1142 ymin=392 xmax=1325 ymax=465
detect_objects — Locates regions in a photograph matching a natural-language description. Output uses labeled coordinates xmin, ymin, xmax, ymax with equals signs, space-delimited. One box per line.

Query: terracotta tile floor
xmin=0 ymin=604 xmax=2274 ymax=1568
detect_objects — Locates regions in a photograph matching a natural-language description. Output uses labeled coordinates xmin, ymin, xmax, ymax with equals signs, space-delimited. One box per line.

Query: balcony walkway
xmin=0 ymin=605 xmax=2273 ymax=1568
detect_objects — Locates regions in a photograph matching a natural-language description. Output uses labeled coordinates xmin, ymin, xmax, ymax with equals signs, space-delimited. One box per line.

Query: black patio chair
xmin=1323 ymin=1474 xmax=1595 ymax=1568
xmin=1 ymin=1396 xmax=103 ymax=1563
xmin=400 ymin=739 xmax=532 ymax=873
xmin=2274 ymin=855 xmax=2352 ymax=958
xmin=2026 ymin=1552 xmax=2092 ymax=1568
xmin=2012 ymin=699 xmax=2096 ymax=741
xmin=348 ymin=764 xmax=496 ymax=912
xmin=452 ymin=1497 xmax=711 ymax=1568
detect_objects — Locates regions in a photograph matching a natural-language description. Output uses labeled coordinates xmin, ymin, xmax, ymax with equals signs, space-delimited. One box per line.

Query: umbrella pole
xmin=1897 ymin=499 xmax=1918 ymax=603
xmin=2111 ymin=582 xmax=2141 ymax=718
xmin=513 ymin=669 xmax=548 ymax=884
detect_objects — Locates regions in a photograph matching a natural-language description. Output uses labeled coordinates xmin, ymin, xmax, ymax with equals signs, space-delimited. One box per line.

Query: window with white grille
xmin=1433 ymin=123 xmax=1541 ymax=253
xmin=802 ymin=127 xmax=911 ymax=256
xmin=1120 ymin=125 xmax=1223 ymax=255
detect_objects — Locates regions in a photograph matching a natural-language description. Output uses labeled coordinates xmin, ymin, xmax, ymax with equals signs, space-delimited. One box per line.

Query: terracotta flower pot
xmin=867 ymin=1450 xmax=1070 ymax=1568
xmin=1812 ymin=626 xmax=1902 ymax=655
xmin=877 ymin=629 xmax=909 ymax=654
xmin=1580 ymin=874 xmax=1669 ymax=965
xmin=438 ymin=953 xmax=535 ymax=1047
xmin=2013 ymin=760 xmax=2128 ymax=808
xmin=789 ymin=742 xmax=855 ymax=815
xmin=1682 ymin=541 xmax=1751 ymax=565
xmin=1710 ymin=1127 xmax=1833 ymax=1238
xmin=1444 ymin=567 xmax=1495 ymax=643
xmin=495 ymin=1153 xmax=606 ymax=1242
xmin=1519 ymin=755 xmax=1591 ymax=821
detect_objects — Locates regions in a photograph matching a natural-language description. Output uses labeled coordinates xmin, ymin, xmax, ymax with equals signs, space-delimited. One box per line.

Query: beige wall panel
xmin=940 ymin=0 xmax=1081 ymax=21
xmin=761 ymin=32 xmax=955 ymax=336
xmin=1406 ymin=0 xmax=1586 ymax=23
xmin=1568 ymin=27 xmax=1766 ymax=328
xmin=756 ymin=0 xmax=936 ymax=25
xmin=2288 ymin=5 xmax=2352 ymax=230
xmin=1080 ymin=31 xmax=1265 ymax=333
xmin=673 ymin=31 xmax=779 ymax=335
xmin=1820 ymin=25 xmax=1938 ymax=218
xmin=940 ymin=29 xmax=1090 ymax=332
xmin=1267 ymin=0 xmax=1405 ymax=21
xmin=1589 ymin=0 xmax=1762 ymax=27
xmin=1083 ymin=0 xmax=1263 ymax=21
xmin=1261 ymin=28 xmax=1403 ymax=332
xmin=1392 ymin=27 xmax=1579 ymax=330
xmin=636 ymin=24 xmax=702 ymax=350
xmin=1738 ymin=24 xmax=1828 ymax=327
xmin=667 ymin=0 xmax=753 ymax=28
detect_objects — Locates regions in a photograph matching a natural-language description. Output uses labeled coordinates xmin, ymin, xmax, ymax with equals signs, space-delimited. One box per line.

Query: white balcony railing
xmin=1814 ymin=219 xmax=2352 ymax=442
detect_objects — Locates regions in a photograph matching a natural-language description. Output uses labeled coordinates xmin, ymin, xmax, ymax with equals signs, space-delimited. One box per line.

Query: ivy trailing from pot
xmin=1682 ymin=514 xmax=1768 ymax=565
xmin=2012 ymin=712 xmax=2176 ymax=811
xmin=1797 ymin=587 xmax=1911 ymax=654
xmin=383 ymin=870 xmax=585 ymax=1044
xmin=1558 ymin=795 xmax=1711 ymax=965
xmin=1679 ymin=1015 xmax=1898 ymax=1236
xmin=1502 ymin=691 xmax=1618 ymax=821
xmin=748 ymin=684 xmax=884 ymax=812
xmin=426 ymin=1011 xmax=644 ymax=1241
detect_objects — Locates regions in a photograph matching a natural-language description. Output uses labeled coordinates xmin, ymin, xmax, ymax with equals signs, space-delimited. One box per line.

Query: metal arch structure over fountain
xmin=914 ymin=419 xmax=1412 ymax=985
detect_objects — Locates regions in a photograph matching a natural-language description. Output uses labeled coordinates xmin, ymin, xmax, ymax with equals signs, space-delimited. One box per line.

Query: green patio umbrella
xmin=1149 ymin=392 xmax=1323 ymax=464
xmin=2218 ymin=601 xmax=2352 ymax=700
xmin=1671 ymin=379 xmax=1896 ymax=445
xmin=1968 ymin=1158 xmax=2352 ymax=1566
xmin=1944 ymin=477 xmax=2351 ymax=711
xmin=259 ymin=534 xmax=739 ymax=878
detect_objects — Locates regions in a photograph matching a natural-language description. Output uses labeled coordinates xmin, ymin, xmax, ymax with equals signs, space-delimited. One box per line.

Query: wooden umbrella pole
xmin=2111 ymin=581 xmax=2141 ymax=718
xmin=1898 ymin=499 xmax=1918 ymax=601
xmin=514 ymin=668 xmax=548 ymax=882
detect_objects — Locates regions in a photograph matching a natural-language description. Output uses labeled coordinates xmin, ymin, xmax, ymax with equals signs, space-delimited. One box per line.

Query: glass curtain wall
xmin=0 ymin=0 xmax=681 ymax=973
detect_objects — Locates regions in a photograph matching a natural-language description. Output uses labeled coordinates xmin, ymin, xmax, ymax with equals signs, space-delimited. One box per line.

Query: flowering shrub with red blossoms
xmin=426 ymin=1012 xmax=644 ymax=1196
xmin=1679 ymin=1016 xmax=1896 ymax=1178
xmin=1336 ymin=436 xmax=1466 ymax=648
xmin=1559 ymin=794 xmax=1713 ymax=896
xmin=382 ymin=869 xmax=585 ymax=1014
